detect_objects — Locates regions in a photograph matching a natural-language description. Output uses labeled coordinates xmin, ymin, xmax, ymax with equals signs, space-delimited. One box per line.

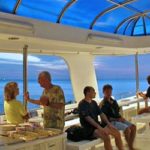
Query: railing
xmin=0 ymin=95 xmax=149 ymax=123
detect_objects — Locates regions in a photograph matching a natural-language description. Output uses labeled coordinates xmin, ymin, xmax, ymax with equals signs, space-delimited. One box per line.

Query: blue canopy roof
xmin=0 ymin=0 xmax=150 ymax=36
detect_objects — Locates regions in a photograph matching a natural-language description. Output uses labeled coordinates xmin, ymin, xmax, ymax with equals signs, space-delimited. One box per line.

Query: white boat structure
xmin=0 ymin=0 xmax=150 ymax=149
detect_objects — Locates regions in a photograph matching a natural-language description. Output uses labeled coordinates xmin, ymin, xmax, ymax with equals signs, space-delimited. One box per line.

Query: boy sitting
xmin=100 ymin=84 xmax=136 ymax=150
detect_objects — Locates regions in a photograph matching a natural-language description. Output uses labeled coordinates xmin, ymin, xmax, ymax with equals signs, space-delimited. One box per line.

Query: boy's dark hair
xmin=147 ymin=75 xmax=150 ymax=84
xmin=83 ymin=86 xmax=94 ymax=96
xmin=103 ymin=84 xmax=113 ymax=92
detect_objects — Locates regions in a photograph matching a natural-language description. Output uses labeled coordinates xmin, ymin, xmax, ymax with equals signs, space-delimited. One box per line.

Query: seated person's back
xmin=4 ymin=82 xmax=28 ymax=125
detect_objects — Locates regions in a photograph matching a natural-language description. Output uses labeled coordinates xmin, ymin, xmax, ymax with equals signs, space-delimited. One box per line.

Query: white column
xmin=62 ymin=52 xmax=99 ymax=103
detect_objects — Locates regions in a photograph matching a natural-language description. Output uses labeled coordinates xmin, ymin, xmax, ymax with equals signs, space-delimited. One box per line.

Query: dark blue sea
xmin=0 ymin=79 xmax=148 ymax=113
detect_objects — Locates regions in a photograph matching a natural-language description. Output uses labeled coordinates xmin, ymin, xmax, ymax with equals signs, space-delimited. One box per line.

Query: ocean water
xmin=98 ymin=79 xmax=147 ymax=99
xmin=0 ymin=79 xmax=148 ymax=113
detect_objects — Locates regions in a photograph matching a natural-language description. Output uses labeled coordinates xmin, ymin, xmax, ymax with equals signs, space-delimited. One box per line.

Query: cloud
xmin=0 ymin=53 xmax=67 ymax=70
xmin=0 ymin=60 xmax=22 ymax=65
xmin=0 ymin=53 xmax=41 ymax=62
xmin=94 ymin=61 xmax=105 ymax=68
xmin=94 ymin=58 xmax=107 ymax=68
xmin=29 ymin=61 xmax=67 ymax=70
xmin=96 ymin=16 xmax=116 ymax=27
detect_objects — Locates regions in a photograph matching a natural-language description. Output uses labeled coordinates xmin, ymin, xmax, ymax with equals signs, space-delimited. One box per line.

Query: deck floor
xmin=123 ymin=137 xmax=150 ymax=150
xmin=96 ymin=136 xmax=150 ymax=150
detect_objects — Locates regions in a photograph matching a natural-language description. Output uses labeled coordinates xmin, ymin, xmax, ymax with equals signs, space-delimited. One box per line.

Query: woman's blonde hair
xmin=4 ymin=82 xmax=18 ymax=101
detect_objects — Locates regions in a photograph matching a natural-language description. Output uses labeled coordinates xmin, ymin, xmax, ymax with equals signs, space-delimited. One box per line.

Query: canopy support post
xmin=135 ymin=52 xmax=140 ymax=111
xmin=23 ymin=45 xmax=28 ymax=110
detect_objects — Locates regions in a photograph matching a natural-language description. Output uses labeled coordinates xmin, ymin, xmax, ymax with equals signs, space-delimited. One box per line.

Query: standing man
xmin=100 ymin=84 xmax=136 ymax=150
xmin=78 ymin=86 xmax=124 ymax=150
xmin=24 ymin=71 xmax=65 ymax=130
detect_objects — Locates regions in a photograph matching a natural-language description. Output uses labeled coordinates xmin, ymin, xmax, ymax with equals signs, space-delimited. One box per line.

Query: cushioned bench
xmin=65 ymin=118 xmax=103 ymax=150
xmin=66 ymin=138 xmax=103 ymax=150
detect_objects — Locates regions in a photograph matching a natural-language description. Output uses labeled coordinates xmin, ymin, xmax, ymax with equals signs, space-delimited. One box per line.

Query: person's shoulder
xmin=78 ymin=99 xmax=86 ymax=107
xmin=99 ymin=99 xmax=105 ymax=108
xmin=78 ymin=100 xmax=89 ymax=111
xmin=102 ymin=98 xmax=109 ymax=105
xmin=53 ymin=85 xmax=63 ymax=91
xmin=111 ymin=97 xmax=117 ymax=102
xmin=79 ymin=99 xmax=85 ymax=104
xmin=111 ymin=99 xmax=119 ymax=106
xmin=8 ymin=100 xmax=23 ymax=107
xmin=15 ymin=100 xmax=23 ymax=105
xmin=4 ymin=100 xmax=8 ymax=104
xmin=4 ymin=100 xmax=8 ymax=107
xmin=53 ymin=85 xmax=60 ymax=89
xmin=91 ymin=100 xmax=98 ymax=105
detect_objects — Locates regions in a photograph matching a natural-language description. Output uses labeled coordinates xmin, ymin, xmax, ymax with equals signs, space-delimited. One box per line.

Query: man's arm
xmin=100 ymin=113 xmax=111 ymax=125
xmin=111 ymin=101 xmax=125 ymax=122
xmin=28 ymin=99 xmax=41 ymax=105
xmin=85 ymin=116 xmax=103 ymax=130
xmin=24 ymin=92 xmax=41 ymax=105
xmin=100 ymin=113 xmax=116 ymax=129
xmin=85 ymin=116 xmax=108 ymax=135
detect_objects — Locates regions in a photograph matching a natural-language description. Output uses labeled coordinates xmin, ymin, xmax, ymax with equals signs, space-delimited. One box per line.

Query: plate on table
xmin=45 ymin=128 xmax=63 ymax=137
xmin=33 ymin=129 xmax=49 ymax=139
xmin=11 ymin=131 xmax=39 ymax=142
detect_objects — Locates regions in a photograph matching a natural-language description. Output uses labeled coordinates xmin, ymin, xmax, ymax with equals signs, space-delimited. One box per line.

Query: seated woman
xmin=138 ymin=75 xmax=150 ymax=114
xmin=4 ymin=82 xmax=28 ymax=125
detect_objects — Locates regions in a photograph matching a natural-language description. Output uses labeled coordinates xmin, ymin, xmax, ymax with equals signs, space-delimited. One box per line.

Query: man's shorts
xmin=82 ymin=122 xmax=106 ymax=140
xmin=111 ymin=120 xmax=133 ymax=131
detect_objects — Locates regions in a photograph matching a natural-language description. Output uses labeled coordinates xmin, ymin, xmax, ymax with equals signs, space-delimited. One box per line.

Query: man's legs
xmin=105 ymin=126 xmax=124 ymax=150
xmin=124 ymin=127 xmax=131 ymax=148
xmin=112 ymin=121 xmax=136 ymax=150
xmin=128 ymin=125 xmax=136 ymax=150
xmin=93 ymin=129 xmax=112 ymax=150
